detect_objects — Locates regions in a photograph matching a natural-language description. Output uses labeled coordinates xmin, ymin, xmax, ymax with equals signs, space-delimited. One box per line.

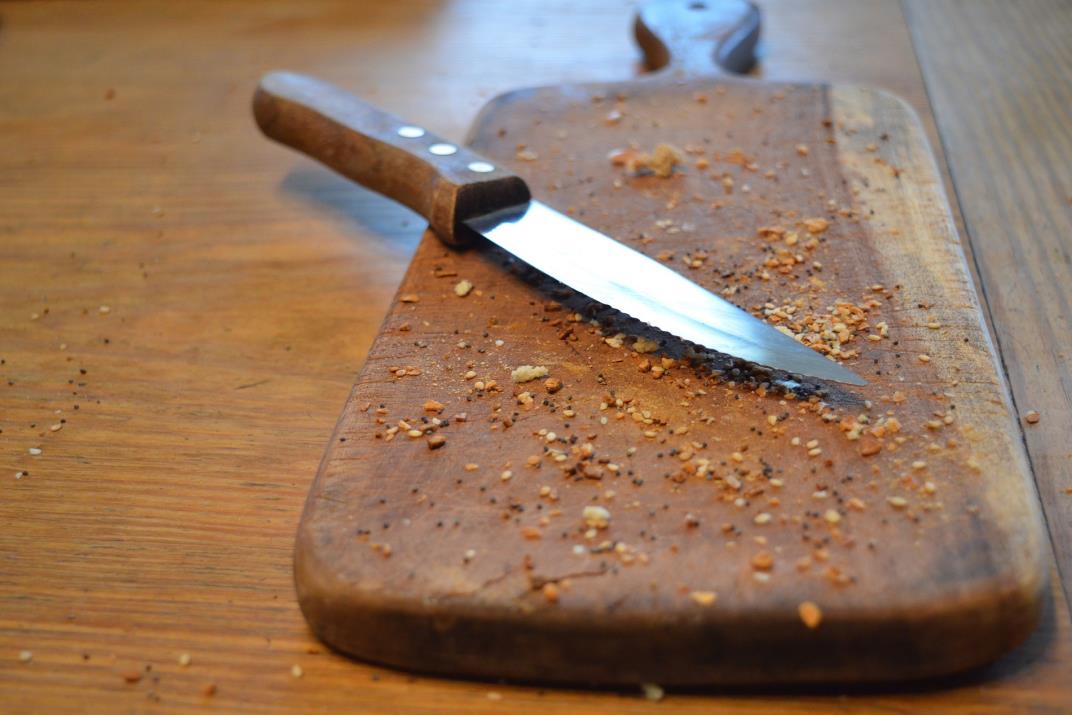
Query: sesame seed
xmin=18 ymin=650 xmax=32 ymax=663
xmin=290 ymin=664 xmax=303 ymax=678
xmin=178 ymin=653 xmax=192 ymax=667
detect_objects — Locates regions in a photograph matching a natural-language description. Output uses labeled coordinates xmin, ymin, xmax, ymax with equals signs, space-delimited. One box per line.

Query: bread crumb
xmin=626 ymin=144 xmax=682 ymax=178
xmin=633 ymin=336 xmax=660 ymax=353
xmin=1024 ymin=410 xmax=1040 ymax=424
xmin=453 ymin=280 xmax=473 ymax=297
xmin=399 ymin=294 xmax=419 ymax=303
xmin=689 ymin=590 xmax=717 ymax=606
xmin=798 ymin=601 xmax=822 ymax=629
xmin=426 ymin=435 xmax=446 ymax=450
xmin=423 ymin=399 xmax=444 ymax=413
xmin=511 ymin=365 xmax=549 ymax=383
xmin=641 ymin=683 xmax=665 ymax=702
xmin=582 ymin=505 xmax=611 ymax=529
xmin=751 ymin=551 xmax=774 ymax=570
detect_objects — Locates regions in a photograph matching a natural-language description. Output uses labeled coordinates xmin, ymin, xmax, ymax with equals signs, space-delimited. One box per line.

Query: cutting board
xmin=292 ymin=0 xmax=1046 ymax=685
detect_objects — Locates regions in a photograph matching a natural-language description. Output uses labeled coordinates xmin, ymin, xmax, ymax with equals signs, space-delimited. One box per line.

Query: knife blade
xmin=253 ymin=71 xmax=865 ymax=386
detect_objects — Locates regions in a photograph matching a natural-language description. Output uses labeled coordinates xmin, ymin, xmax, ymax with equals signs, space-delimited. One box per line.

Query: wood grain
xmin=0 ymin=0 xmax=1068 ymax=711
xmin=296 ymin=2 xmax=1045 ymax=682
xmin=903 ymin=0 xmax=1072 ymax=609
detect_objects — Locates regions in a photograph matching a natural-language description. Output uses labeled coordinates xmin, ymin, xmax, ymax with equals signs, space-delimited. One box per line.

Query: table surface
xmin=1 ymin=0 xmax=1069 ymax=712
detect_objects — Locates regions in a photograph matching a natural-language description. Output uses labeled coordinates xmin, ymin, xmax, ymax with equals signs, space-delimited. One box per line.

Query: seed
xmin=887 ymin=496 xmax=908 ymax=509
xmin=753 ymin=512 xmax=772 ymax=525
xmin=453 ymin=280 xmax=473 ymax=297
xmin=824 ymin=509 xmax=841 ymax=524
xmin=291 ymin=664 xmax=303 ymax=678
xmin=178 ymin=653 xmax=192 ymax=667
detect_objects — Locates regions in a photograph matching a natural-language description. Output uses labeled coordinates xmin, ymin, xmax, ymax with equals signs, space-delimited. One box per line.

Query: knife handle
xmin=253 ymin=71 xmax=531 ymax=246
xmin=634 ymin=0 xmax=760 ymax=76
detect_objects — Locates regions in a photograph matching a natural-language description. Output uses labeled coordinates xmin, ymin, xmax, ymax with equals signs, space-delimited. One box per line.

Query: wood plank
xmin=297 ymin=44 xmax=1047 ymax=684
xmin=903 ymin=0 xmax=1072 ymax=608
xmin=0 ymin=0 xmax=1067 ymax=711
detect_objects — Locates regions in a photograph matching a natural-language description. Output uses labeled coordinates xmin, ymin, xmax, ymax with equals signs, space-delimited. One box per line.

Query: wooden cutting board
xmin=292 ymin=0 xmax=1047 ymax=685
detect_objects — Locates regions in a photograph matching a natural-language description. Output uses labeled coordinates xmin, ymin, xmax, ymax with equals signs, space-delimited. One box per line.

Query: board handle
xmin=253 ymin=71 xmax=531 ymax=246
xmin=635 ymin=0 xmax=760 ymax=76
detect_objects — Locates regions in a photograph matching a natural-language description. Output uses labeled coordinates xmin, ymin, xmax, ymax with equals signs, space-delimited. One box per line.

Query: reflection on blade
xmin=466 ymin=201 xmax=866 ymax=386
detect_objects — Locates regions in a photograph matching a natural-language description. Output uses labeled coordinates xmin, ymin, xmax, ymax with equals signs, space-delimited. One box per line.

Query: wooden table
xmin=1 ymin=0 xmax=1069 ymax=712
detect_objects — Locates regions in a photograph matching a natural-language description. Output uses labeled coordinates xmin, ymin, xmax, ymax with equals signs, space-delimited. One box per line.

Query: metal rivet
xmin=429 ymin=143 xmax=458 ymax=156
xmin=397 ymin=126 xmax=425 ymax=138
xmin=467 ymin=161 xmax=495 ymax=173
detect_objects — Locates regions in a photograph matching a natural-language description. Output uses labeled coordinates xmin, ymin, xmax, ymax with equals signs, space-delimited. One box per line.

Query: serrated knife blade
xmin=254 ymin=71 xmax=865 ymax=386
xmin=468 ymin=201 xmax=866 ymax=386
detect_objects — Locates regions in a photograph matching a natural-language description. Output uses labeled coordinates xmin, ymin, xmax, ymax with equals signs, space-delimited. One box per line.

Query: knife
xmin=253 ymin=71 xmax=865 ymax=386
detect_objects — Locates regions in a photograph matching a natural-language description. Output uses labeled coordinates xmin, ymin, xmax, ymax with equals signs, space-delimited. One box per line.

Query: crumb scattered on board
xmin=342 ymin=103 xmax=1013 ymax=650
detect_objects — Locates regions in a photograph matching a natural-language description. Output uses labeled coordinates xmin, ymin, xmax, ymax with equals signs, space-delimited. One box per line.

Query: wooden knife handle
xmin=253 ymin=71 xmax=531 ymax=246
xmin=635 ymin=0 xmax=760 ymax=76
